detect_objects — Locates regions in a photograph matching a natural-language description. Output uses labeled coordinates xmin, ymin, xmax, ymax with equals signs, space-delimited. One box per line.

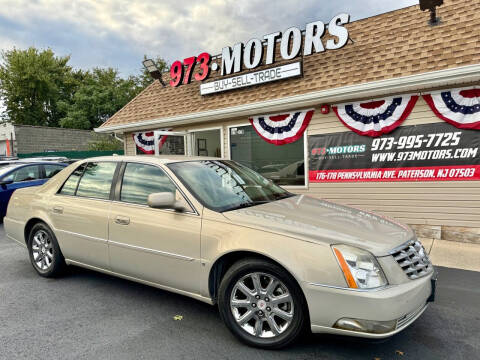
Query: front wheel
xmin=27 ymin=222 xmax=66 ymax=277
xmin=218 ymin=258 xmax=307 ymax=349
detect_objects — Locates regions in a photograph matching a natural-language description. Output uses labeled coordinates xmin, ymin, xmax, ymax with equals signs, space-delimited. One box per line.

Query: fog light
xmin=334 ymin=318 xmax=397 ymax=334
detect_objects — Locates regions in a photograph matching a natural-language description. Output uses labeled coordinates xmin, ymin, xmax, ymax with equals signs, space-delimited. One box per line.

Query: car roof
xmin=78 ymin=155 xmax=226 ymax=164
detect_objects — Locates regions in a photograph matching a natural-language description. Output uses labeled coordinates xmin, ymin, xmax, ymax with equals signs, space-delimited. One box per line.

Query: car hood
xmin=222 ymin=195 xmax=414 ymax=256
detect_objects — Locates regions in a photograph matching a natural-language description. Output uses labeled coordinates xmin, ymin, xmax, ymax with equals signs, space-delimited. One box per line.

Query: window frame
xmin=56 ymin=161 xmax=120 ymax=201
xmin=113 ymin=161 xmax=199 ymax=216
xmin=226 ymin=123 xmax=309 ymax=190
xmin=187 ymin=126 xmax=225 ymax=158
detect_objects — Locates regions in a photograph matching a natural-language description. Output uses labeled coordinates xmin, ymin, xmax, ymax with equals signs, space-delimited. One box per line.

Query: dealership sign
xmin=169 ymin=14 xmax=351 ymax=94
xmin=200 ymin=62 xmax=302 ymax=95
xmin=309 ymin=123 xmax=480 ymax=182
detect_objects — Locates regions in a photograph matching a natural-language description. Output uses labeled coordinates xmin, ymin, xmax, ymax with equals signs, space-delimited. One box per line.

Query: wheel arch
xmin=24 ymin=217 xmax=49 ymax=245
xmin=208 ymin=250 xmax=309 ymax=315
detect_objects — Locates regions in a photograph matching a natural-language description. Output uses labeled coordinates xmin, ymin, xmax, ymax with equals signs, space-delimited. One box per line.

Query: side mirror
xmin=0 ymin=179 xmax=13 ymax=188
xmin=147 ymin=192 xmax=185 ymax=212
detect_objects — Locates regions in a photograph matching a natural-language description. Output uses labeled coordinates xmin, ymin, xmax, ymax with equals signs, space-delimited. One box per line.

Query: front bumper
xmin=303 ymin=271 xmax=434 ymax=338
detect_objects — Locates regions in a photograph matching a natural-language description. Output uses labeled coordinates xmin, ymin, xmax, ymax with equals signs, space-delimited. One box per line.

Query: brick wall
xmin=13 ymin=125 xmax=101 ymax=154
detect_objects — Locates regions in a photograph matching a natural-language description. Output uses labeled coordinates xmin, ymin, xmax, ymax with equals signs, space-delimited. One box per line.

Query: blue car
xmin=0 ymin=162 xmax=68 ymax=220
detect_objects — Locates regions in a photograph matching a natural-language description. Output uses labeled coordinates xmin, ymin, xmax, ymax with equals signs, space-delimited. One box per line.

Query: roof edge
xmin=95 ymin=63 xmax=480 ymax=133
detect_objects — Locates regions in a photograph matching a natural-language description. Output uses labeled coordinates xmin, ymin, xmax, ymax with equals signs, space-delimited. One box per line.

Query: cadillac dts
xmin=4 ymin=156 xmax=436 ymax=348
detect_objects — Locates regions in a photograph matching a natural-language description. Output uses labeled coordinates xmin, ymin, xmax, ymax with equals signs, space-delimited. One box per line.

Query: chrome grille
xmin=391 ymin=240 xmax=432 ymax=279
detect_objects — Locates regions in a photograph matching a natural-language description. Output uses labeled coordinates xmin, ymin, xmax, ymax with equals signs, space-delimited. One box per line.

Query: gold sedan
xmin=4 ymin=156 xmax=436 ymax=348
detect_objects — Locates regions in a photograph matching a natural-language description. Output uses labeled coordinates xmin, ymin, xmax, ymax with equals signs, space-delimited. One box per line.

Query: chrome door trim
xmin=110 ymin=200 xmax=198 ymax=216
xmin=108 ymin=240 xmax=195 ymax=262
xmin=56 ymin=229 xmax=108 ymax=244
xmin=53 ymin=193 xmax=113 ymax=203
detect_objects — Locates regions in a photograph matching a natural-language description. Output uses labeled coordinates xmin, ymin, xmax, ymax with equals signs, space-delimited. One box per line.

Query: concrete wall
xmin=12 ymin=125 xmax=99 ymax=154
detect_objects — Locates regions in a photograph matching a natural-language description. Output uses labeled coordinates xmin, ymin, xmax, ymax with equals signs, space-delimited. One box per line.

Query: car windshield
xmin=167 ymin=160 xmax=293 ymax=212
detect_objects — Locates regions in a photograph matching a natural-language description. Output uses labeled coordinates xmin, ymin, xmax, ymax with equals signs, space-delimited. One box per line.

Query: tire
xmin=218 ymin=258 xmax=307 ymax=349
xmin=27 ymin=222 xmax=66 ymax=278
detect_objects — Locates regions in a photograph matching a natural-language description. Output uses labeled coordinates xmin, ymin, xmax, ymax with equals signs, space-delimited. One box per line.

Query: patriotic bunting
xmin=249 ymin=109 xmax=314 ymax=145
xmin=423 ymin=87 xmax=480 ymax=130
xmin=333 ymin=95 xmax=419 ymax=137
xmin=133 ymin=130 xmax=170 ymax=154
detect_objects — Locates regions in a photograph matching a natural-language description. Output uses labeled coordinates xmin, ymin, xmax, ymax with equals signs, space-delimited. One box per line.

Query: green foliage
xmin=88 ymin=134 xmax=124 ymax=151
xmin=59 ymin=68 xmax=143 ymax=129
xmin=0 ymin=47 xmax=77 ymax=127
xmin=0 ymin=47 xmax=167 ymax=130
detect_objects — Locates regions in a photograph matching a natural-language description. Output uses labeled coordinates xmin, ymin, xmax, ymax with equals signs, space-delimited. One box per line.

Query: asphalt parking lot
xmin=0 ymin=224 xmax=479 ymax=360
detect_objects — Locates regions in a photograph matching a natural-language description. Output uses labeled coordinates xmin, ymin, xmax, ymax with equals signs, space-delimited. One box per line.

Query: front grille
xmin=391 ymin=240 xmax=432 ymax=279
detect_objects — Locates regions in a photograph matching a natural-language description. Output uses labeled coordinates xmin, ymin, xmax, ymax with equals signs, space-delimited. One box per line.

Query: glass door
xmin=154 ymin=131 xmax=188 ymax=156
xmin=190 ymin=129 xmax=222 ymax=157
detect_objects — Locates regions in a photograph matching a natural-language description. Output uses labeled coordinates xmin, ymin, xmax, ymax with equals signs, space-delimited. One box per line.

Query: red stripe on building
xmin=309 ymin=165 xmax=480 ymax=182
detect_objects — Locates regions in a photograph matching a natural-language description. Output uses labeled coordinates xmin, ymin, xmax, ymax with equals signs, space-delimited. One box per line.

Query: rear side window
xmin=120 ymin=163 xmax=176 ymax=205
xmin=59 ymin=164 xmax=86 ymax=196
xmin=76 ymin=162 xmax=117 ymax=200
xmin=3 ymin=165 xmax=41 ymax=183
xmin=44 ymin=164 xmax=65 ymax=178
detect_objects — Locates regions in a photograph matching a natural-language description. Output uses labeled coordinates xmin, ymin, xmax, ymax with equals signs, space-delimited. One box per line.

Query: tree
xmin=0 ymin=46 xmax=168 ymax=130
xmin=0 ymin=47 xmax=77 ymax=127
xmin=59 ymin=68 xmax=142 ymax=129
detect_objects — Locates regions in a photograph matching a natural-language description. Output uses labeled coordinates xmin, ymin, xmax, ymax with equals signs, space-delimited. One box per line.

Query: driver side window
xmin=120 ymin=163 xmax=180 ymax=206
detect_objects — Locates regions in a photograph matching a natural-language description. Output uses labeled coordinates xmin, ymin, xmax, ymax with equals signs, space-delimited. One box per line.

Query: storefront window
xmin=135 ymin=135 xmax=185 ymax=155
xmin=229 ymin=125 xmax=305 ymax=186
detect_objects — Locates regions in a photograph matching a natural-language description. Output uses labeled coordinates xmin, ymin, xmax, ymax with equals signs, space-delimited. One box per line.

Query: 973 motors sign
xmin=167 ymin=14 xmax=350 ymax=95
xmin=309 ymin=123 xmax=480 ymax=182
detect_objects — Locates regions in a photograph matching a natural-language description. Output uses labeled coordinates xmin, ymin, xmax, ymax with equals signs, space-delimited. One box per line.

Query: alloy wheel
xmin=230 ymin=272 xmax=294 ymax=338
xmin=31 ymin=229 xmax=54 ymax=271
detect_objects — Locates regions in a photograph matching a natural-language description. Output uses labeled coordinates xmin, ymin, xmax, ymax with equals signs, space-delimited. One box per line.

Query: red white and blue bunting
xmin=423 ymin=87 xmax=480 ymax=130
xmin=249 ymin=109 xmax=314 ymax=145
xmin=133 ymin=130 xmax=170 ymax=154
xmin=333 ymin=95 xmax=419 ymax=137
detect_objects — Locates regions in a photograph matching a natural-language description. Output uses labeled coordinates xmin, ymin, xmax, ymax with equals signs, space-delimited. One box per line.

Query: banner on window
xmin=309 ymin=123 xmax=480 ymax=182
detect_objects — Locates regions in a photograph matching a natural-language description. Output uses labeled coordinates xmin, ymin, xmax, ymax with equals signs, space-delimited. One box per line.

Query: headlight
xmin=332 ymin=244 xmax=388 ymax=289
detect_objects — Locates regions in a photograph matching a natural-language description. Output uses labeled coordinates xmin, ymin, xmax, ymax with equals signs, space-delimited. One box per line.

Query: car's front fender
xmin=199 ymin=214 xmax=347 ymax=300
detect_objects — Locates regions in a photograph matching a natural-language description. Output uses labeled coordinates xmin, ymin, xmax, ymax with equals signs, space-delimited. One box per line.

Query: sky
xmin=0 ymin=0 xmax=418 ymax=78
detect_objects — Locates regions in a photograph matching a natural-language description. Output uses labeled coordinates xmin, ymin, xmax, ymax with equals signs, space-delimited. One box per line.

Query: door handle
xmin=114 ymin=216 xmax=130 ymax=225
xmin=52 ymin=206 xmax=64 ymax=214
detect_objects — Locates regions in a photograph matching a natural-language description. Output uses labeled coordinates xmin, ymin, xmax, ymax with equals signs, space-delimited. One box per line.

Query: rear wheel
xmin=27 ymin=223 xmax=66 ymax=277
xmin=218 ymin=258 xmax=307 ymax=349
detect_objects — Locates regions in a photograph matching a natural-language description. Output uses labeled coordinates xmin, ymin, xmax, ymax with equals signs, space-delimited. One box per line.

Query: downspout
xmin=114 ymin=133 xmax=124 ymax=143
